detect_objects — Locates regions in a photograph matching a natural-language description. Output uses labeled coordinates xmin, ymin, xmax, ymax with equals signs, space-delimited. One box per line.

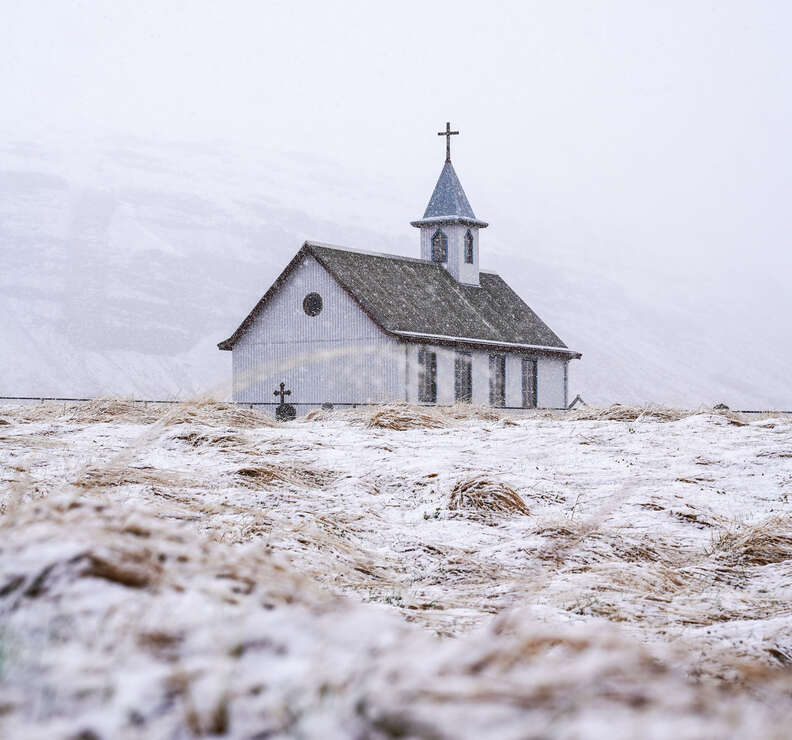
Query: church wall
xmin=435 ymin=348 xmax=455 ymax=405
xmin=452 ymin=225 xmax=480 ymax=286
xmin=404 ymin=343 xmax=569 ymax=409
xmin=505 ymin=355 xmax=523 ymax=407
xmin=537 ymin=357 xmax=568 ymax=409
xmin=419 ymin=228 xmax=430 ymax=261
xmin=408 ymin=346 xmax=490 ymax=405
xmin=232 ymin=255 xmax=404 ymax=409
xmin=419 ymin=224 xmax=480 ymax=285
xmin=471 ymin=350 xmax=490 ymax=405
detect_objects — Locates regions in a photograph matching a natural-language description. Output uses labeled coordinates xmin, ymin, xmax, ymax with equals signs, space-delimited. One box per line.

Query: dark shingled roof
xmin=219 ymin=242 xmax=579 ymax=357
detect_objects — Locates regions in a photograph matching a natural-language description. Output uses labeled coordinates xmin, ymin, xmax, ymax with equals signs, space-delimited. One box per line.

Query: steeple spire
xmin=411 ymin=123 xmax=488 ymax=285
xmin=419 ymin=160 xmax=480 ymax=223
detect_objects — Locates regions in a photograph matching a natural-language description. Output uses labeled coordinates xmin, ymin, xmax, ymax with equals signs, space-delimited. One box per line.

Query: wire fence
xmin=0 ymin=396 xmax=182 ymax=404
xmin=0 ymin=395 xmax=789 ymax=415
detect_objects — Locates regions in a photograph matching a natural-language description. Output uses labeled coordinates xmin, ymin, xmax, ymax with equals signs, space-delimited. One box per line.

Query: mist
xmin=2 ymin=1 xmax=790 ymax=407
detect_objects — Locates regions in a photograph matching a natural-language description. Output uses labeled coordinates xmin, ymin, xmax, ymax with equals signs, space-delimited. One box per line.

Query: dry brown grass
xmin=449 ymin=476 xmax=530 ymax=516
xmin=443 ymin=403 xmax=503 ymax=422
xmin=161 ymin=400 xmax=275 ymax=428
xmin=529 ymin=520 xmax=680 ymax=568
xmin=79 ymin=547 xmax=164 ymax=589
xmin=365 ymin=403 xmax=448 ymax=431
xmin=303 ymin=406 xmax=336 ymax=422
xmin=236 ymin=464 xmax=337 ymax=489
xmin=565 ymin=403 xmax=767 ymax=426
xmin=709 ymin=516 xmax=792 ymax=566
xmin=0 ymin=491 xmax=317 ymax=607
xmin=2 ymin=402 xmax=792 ymax=737
xmin=2 ymin=398 xmax=276 ymax=428
xmin=8 ymin=398 xmax=161 ymax=424
xmin=4 ymin=544 xmax=164 ymax=601
xmin=73 ymin=464 xmax=192 ymax=490
xmin=303 ymin=402 xmax=509 ymax=430
xmin=567 ymin=404 xmax=691 ymax=422
xmin=171 ymin=428 xmax=248 ymax=448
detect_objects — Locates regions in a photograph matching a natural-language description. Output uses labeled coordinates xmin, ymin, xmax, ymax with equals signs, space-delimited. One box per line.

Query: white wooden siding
xmin=418 ymin=223 xmax=480 ymax=285
xmin=232 ymin=255 xmax=404 ymax=407
xmin=505 ymin=355 xmax=523 ymax=406
xmin=537 ymin=356 xmax=568 ymax=409
xmin=404 ymin=344 xmax=569 ymax=409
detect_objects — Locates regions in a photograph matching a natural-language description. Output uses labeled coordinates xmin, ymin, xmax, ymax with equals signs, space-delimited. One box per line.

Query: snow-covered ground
xmin=1 ymin=401 xmax=792 ymax=738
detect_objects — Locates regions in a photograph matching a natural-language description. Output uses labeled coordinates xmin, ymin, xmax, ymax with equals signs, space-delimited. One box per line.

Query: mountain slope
xmin=1 ymin=137 xmax=789 ymax=408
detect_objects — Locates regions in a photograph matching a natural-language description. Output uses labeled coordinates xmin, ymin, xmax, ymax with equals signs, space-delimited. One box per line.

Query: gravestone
xmin=273 ymin=382 xmax=296 ymax=421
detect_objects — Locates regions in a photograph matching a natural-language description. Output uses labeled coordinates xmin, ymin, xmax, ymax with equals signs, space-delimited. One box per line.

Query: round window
xmin=303 ymin=292 xmax=323 ymax=316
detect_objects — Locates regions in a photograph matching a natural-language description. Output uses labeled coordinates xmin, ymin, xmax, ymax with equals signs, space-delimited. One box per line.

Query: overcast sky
xmin=3 ymin=0 xmax=791 ymax=316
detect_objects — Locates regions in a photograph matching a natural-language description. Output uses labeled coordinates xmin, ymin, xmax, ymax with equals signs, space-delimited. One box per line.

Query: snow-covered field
xmin=1 ymin=401 xmax=792 ymax=738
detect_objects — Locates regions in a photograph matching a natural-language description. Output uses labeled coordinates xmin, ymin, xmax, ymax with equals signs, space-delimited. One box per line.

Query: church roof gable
xmin=218 ymin=242 xmax=577 ymax=356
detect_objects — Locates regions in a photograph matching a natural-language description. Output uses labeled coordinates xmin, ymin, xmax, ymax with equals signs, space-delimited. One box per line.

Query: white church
xmin=219 ymin=124 xmax=580 ymax=415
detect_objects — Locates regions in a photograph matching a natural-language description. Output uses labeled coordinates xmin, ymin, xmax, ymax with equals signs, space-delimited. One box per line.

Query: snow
xmin=1 ymin=402 xmax=792 ymax=737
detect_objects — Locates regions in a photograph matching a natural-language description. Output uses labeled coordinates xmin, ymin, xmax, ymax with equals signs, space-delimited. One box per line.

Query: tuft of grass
xmin=305 ymin=402 xmax=510 ymax=430
xmin=172 ymin=428 xmax=247 ymax=448
xmin=72 ymin=465 xmax=190 ymax=490
xmin=449 ymin=476 xmax=530 ymax=516
xmin=236 ymin=464 xmax=337 ymax=489
xmin=79 ymin=549 xmax=163 ymax=589
xmin=365 ymin=403 xmax=447 ymax=431
xmin=4 ymin=398 xmax=276 ymax=428
xmin=566 ymin=403 xmax=762 ymax=426
xmin=162 ymin=400 xmax=275 ymax=428
xmin=709 ymin=516 xmax=792 ymax=566
xmin=567 ymin=404 xmax=689 ymax=422
xmin=442 ymin=404 xmax=503 ymax=422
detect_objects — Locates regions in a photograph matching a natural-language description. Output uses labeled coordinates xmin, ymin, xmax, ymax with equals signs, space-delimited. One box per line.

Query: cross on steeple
xmin=273 ymin=382 xmax=291 ymax=404
xmin=437 ymin=121 xmax=459 ymax=162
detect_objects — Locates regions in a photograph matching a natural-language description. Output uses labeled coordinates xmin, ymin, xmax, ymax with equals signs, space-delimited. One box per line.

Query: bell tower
xmin=411 ymin=122 xmax=488 ymax=285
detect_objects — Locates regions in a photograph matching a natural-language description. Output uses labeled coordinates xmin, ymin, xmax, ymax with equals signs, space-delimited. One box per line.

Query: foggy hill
xmin=1 ymin=136 xmax=789 ymax=409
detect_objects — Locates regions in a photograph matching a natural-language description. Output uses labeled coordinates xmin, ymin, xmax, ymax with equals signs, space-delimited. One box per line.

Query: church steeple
xmin=420 ymin=160 xmax=483 ymax=224
xmin=411 ymin=122 xmax=488 ymax=285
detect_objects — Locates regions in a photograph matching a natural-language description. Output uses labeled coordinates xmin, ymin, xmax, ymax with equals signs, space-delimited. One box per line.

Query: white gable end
xmin=232 ymin=254 xmax=403 ymax=406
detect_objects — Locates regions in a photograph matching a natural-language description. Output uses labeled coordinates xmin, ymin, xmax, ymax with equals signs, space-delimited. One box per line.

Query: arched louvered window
xmin=464 ymin=230 xmax=474 ymax=264
xmin=431 ymin=229 xmax=448 ymax=263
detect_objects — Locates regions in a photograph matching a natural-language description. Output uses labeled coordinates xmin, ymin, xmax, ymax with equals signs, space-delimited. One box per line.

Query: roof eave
xmin=390 ymin=329 xmax=582 ymax=358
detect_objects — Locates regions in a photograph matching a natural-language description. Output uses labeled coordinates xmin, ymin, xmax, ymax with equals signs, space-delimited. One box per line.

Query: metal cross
xmin=437 ymin=121 xmax=459 ymax=162
xmin=273 ymin=382 xmax=291 ymax=404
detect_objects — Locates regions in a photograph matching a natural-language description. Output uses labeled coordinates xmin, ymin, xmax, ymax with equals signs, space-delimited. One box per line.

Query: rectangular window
xmin=417 ymin=347 xmax=437 ymax=403
xmin=488 ymin=354 xmax=505 ymax=407
xmin=454 ymin=351 xmax=472 ymax=403
xmin=522 ymin=358 xmax=537 ymax=408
